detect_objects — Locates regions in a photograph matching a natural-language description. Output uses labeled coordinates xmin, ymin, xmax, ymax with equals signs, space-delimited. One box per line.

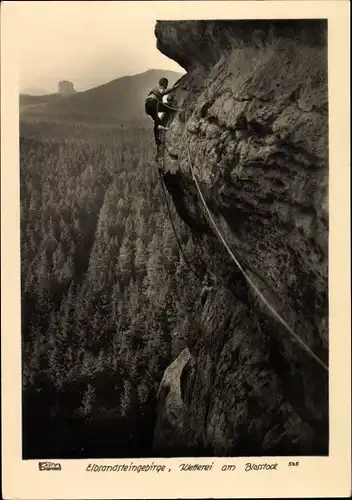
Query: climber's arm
xmin=164 ymin=81 xmax=182 ymax=95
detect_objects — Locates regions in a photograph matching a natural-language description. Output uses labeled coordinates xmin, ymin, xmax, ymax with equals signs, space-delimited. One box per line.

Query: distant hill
xmin=21 ymin=87 xmax=49 ymax=96
xmin=20 ymin=93 xmax=63 ymax=109
xmin=20 ymin=70 xmax=184 ymax=124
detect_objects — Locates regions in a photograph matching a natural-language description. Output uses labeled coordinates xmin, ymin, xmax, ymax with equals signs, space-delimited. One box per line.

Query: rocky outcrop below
xmin=154 ymin=347 xmax=192 ymax=456
xmin=153 ymin=20 xmax=328 ymax=456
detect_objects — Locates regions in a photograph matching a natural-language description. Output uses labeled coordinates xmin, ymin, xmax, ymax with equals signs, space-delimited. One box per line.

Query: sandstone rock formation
xmin=154 ymin=347 xmax=192 ymax=456
xmin=153 ymin=20 xmax=328 ymax=456
xmin=58 ymin=80 xmax=76 ymax=95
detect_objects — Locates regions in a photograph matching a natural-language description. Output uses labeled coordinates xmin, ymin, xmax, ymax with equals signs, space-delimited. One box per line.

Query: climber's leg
xmin=158 ymin=102 xmax=172 ymax=127
xmin=154 ymin=120 xmax=161 ymax=147
xmin=155 ymin=101 xmax=166 ymax=144
xmin=158 ymin=111 xmax=166 ymax=125
xmin=154 ymin=102 xmax=163 ymax=160
xmin=145 ymin=100 xmax=157 ymax=121
xmin=146 ymin=100 xmax=162 ymax=150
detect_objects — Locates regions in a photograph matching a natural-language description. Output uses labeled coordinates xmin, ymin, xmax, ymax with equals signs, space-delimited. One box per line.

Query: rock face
xmin=154 ymin=347 xmax=191 ymax=456
xmin=153 ymin=20 xmax=328 ymax=456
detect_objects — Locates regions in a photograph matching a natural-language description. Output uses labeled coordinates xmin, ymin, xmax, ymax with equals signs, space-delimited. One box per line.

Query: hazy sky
xmin=15 ymin=2 xmax=184 ymax=93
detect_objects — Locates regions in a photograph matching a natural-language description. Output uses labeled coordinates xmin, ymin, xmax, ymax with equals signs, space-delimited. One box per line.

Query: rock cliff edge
xmin=153 ymin=20 xmax=328 ymax=456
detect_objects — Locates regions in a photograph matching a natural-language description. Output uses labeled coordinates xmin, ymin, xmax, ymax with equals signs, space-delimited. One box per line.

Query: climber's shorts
xmin=145 ymin=99 xmax=168 ymax=121
xmin=145 ymin=99 xmax=158 ymax=120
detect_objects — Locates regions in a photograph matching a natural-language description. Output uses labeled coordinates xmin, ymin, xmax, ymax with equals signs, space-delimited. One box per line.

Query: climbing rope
xmin=156 ymin=96 xmax=328 ymax=372
xmin=183 ymin=125 xmax=329 ymax=373
xmin=157 ymin=168 xmax=203 ymax=283
xmin=161 ymin=101 xmax=185 ymax=113
xmin=157 ymin=97 xmax=218 ymax=282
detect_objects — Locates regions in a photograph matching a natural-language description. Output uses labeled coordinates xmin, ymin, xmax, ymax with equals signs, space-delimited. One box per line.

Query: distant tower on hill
xmin=58 ymin=80 xmax=76 ymax=95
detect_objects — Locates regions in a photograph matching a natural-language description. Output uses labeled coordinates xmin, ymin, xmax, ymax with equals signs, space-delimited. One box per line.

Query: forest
xmin=20 ymin=118 xmax=203 ymax=458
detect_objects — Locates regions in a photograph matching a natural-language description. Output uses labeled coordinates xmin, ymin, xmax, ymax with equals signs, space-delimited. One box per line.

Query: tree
xmin=80 ymin=384 xmax=96 ymax=417
xmin=20 ymin=120 xmax=202 ymax=458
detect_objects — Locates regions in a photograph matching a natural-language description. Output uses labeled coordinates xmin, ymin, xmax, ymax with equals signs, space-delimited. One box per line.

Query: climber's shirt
xmin=146 ymin=86 xmax=167 ymax=104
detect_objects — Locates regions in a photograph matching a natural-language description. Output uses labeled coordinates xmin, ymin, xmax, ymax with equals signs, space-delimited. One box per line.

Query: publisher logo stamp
xmin=38 ymin=461 xmax=62 ymax=471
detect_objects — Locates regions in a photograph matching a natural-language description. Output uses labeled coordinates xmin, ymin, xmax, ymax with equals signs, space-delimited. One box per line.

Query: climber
xmin=145 ymin=77 xmax=180 ymax=158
